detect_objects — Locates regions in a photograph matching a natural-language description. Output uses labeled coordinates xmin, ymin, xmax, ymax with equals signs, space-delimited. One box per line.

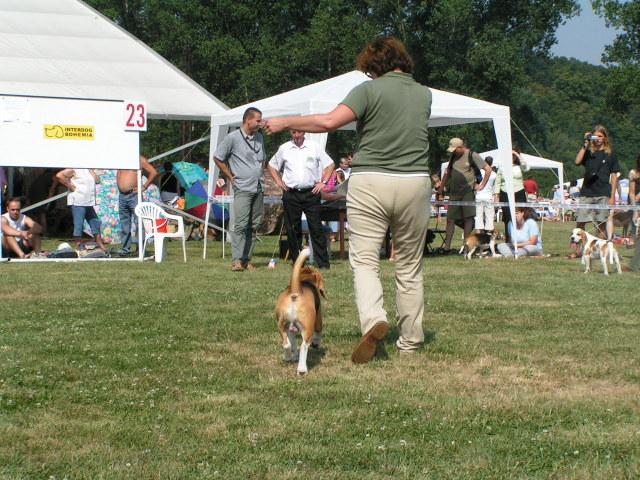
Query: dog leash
xmin=269 ymin=221 xmax=286 ymax=268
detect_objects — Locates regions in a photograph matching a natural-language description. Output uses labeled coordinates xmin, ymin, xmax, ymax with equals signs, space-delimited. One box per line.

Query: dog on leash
xmin=570 ymin=228 xmax=621 ymax=275
xmin=275 ymin=248 xmax=326 ymax=375
xmin=610 ymin=210 xmax=634 ymax=238
xmin=459 ymin=231 xmax=498 ymax=259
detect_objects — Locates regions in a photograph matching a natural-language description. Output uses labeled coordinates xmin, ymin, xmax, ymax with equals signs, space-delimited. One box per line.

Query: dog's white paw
xmin=297 ymin=367 xmax=308 ymax=375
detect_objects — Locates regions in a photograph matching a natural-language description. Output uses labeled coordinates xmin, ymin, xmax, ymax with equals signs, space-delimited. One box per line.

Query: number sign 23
xmin=124 ymin=101 xmax=147 ymax=131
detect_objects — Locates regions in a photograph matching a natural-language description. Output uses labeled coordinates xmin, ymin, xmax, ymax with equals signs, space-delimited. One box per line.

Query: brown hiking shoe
xmin=231 ymin=261 xmax=244 ymax=272
xmin=351 ymin=321 xmax=389 ymax=364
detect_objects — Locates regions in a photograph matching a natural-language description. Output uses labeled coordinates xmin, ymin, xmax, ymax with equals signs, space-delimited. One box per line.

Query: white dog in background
xmin=570 ymin=228 xmax=621 ymax=275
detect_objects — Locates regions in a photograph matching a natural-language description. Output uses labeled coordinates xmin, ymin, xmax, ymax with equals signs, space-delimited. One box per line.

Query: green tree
xmin=86 ymin=0 xmax=586 ymax=171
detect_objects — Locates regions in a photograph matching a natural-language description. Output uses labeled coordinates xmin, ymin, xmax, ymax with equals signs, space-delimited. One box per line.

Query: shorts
xmin=5 ymin=238 xmax=33 ymax=258
xmin=576 ymin=196 xmax=609 ymax=224
xmin=447 ymin=191 xmax=476 ymax=222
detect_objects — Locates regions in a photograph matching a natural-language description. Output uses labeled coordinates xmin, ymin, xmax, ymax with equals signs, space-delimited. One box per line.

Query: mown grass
xmin=1 ymin=221 xmax=638 ymax=479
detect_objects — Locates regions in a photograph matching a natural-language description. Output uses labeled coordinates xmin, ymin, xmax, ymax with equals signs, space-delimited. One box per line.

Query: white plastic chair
xmin=134 ymin=202 xmax=186 ymax=263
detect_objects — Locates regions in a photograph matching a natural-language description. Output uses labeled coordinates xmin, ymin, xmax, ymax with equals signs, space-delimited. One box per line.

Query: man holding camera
xmin=570 ymin=126 xmax=619 ymax=257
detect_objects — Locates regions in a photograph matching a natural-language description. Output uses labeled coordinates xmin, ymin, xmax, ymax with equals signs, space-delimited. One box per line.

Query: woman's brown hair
xmin=356 ymin=36 xmax=414 ymax=78
xmin=515 ymin=207 xmax=535 ymax=221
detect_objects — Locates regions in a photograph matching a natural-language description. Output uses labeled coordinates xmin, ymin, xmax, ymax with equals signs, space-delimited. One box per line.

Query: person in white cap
xmin=437 ymin=137 xmax=492 ymax=253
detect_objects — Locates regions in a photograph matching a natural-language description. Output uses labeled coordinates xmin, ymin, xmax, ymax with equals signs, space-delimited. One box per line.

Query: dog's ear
xmin=580 ymin=231 xmax=587 ymax=243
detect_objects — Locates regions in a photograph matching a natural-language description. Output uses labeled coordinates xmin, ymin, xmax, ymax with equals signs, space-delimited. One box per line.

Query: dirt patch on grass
xmin=390 ymin=355 xmax=640 ymax=408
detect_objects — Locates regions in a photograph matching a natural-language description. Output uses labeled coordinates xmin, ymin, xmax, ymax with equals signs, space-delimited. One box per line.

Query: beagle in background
xmin=275 ymin=248 xmax=326 ymax=375
xmin=460 ymin=230 xmax=498 ymax=260
xmin=570 ymin=228 xmax=621 ymax=275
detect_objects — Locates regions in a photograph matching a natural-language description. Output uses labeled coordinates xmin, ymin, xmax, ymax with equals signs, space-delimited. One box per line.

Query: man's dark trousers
xmin=282 ymin=188 xmax=330 ymax=268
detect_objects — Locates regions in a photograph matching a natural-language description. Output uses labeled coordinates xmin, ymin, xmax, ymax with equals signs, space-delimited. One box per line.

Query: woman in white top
xmin=475 ymin=156 xmax=497 ymax=232
xmin=494 ymin=150 xmax=528 ymax=242
xmin=55 ymin=169 xmax=105 ymax=250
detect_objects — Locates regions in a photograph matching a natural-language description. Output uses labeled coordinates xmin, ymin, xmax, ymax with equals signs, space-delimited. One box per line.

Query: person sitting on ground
xmin=496 ymin=207 xmax=543 ymax=258
xmin=1 ymin=197 xmax=43 ymax=258
xmin=336 ymin=154 xmax=352 ymax=183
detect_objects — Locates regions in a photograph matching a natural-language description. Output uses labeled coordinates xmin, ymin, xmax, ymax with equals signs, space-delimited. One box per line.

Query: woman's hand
xmin=262 ymin=118 xmax=288 ymax=135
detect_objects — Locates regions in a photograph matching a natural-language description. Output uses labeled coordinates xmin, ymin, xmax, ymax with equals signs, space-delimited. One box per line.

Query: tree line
xmin=87 ymin=0 xmax=639 ymax=196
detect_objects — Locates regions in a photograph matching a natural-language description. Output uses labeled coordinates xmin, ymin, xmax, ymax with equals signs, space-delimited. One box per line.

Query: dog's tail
xmin=289 ymin=248 xmax=311 ymax=298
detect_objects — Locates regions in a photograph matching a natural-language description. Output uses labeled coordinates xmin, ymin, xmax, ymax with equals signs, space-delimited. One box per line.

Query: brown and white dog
xmin=609 ymin=210 xmax=635 ymax=238
xmin=275 ymin=248 xmax=326 ymax=375
xmin=570 ymin=228 xmax=621 ymax=275
xmin=460 ymin=231 xmax=498 ymax=259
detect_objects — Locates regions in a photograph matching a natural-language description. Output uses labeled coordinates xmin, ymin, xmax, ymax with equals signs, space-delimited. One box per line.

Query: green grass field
xmin=1 ymin=221 xmax=638 ymax=479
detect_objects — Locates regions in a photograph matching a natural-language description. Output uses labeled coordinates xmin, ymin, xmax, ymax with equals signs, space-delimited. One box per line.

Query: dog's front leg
xmin=582 ymin=254 xmax=591 ymax=273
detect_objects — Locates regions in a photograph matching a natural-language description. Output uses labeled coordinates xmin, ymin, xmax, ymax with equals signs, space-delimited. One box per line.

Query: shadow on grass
xmin=373 ymin=328 xmax=437 ymax=361
xmin=307 ymin=344 xmax=327 ymax=370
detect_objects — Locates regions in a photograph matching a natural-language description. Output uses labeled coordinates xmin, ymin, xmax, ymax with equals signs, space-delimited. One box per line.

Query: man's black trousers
xmin=282 ymin=188 xmax=330 ymax=268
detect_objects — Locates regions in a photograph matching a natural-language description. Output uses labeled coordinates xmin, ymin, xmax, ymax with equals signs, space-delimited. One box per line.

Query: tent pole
xmin=147 ymin=135 xmax=210 ymax=165
xmin=203 ymin=124 xmax=225 ymax=260
xmin=493 ymin=112 xmax=516 ymax=258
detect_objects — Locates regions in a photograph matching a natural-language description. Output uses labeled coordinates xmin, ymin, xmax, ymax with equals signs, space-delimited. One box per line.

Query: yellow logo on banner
xmin=43 ymin=125 xmax=95 ymax=140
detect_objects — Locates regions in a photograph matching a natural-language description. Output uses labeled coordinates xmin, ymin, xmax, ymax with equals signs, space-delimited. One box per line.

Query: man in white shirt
xmin=474 ymin=156 xmax=497 ymax=233
xmin=268 ymin=130 xmax=334 ymax=268
xmin=1 ymin=197 xmax=43 ymax=258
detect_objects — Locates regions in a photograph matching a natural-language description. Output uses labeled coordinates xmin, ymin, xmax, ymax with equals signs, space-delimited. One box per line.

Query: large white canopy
xmin=0 ymin=0 xmax=227 ymax=120
xmin=205 ymin=70 xmax=515 ymax=257
xmin=479 ymin=149 xmax=564 ymax=198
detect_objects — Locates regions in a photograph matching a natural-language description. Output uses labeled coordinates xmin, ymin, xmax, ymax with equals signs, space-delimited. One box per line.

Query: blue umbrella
xmin=172 ymin=162 xmax=207 ymax=189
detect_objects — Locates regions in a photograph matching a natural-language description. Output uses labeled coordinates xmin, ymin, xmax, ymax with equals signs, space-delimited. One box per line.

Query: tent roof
xmin=210 ymin=70 xmax=509 ymax=128
xmin=0 ymin=0 xmax=227 ymax=120
xmin=480 ymin=150 xmax=564 ymax=171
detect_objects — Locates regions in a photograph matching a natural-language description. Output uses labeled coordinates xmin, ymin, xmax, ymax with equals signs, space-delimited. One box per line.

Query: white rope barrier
xmin=207 ymin=195 xmax=640 ymax=212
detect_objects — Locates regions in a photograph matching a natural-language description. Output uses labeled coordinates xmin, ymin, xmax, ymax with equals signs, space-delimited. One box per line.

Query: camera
xmin=589 ymin=135 xmax=599 ymax=141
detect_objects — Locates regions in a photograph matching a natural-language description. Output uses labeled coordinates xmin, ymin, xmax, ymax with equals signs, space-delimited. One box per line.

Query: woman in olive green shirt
xmin=264 ymin=37 xmax=432 ymax=363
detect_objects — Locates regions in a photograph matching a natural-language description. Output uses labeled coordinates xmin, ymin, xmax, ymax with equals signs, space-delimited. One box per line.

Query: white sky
xmin=551 ymin=0 xmax=620 ymax=65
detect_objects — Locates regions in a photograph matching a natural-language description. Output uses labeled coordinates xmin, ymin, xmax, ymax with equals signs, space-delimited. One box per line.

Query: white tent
xmin=205 ymin=70 xmax=515 ymax=257
xmin=441 ymin=149 xmax=565 ymax=199
xmin=0 ymin=0 xmax=229 ymax=260
xmin=0 ymin=0 xmax=227 ymax=120
xmin=479 ymin=150 xmax=564 ymax=197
